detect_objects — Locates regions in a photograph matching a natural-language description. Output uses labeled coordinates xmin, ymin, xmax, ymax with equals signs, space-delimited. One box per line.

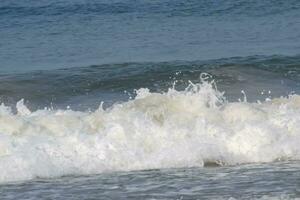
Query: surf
xmin=0 ymin=76 xmax=300 ymax=183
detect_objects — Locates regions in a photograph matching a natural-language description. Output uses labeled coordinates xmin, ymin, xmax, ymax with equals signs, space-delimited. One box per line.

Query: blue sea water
xmin=1 ymin=0 xmax=300 ymax=199
xmin=1 ymin=0 xmax=300 ymax=73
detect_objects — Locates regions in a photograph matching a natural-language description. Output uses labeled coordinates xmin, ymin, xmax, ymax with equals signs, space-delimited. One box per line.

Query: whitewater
xmin=1 ymin=76 xmax=300 ymax=184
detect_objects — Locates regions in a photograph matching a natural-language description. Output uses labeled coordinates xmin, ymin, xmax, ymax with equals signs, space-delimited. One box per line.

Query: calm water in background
xmin=1 ymin=0 xmax=300 ymax=73
xmin=1 ymin=0 xmax=300 ymax=199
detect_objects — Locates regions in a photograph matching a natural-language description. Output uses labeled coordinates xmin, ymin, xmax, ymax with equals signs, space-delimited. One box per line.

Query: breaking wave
xmin=1 ymin=76 xmax=300 ymax=183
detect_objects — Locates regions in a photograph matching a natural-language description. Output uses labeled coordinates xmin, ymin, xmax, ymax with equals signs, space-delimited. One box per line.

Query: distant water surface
xmin=0 ymin=0 xmax=300 ymax=73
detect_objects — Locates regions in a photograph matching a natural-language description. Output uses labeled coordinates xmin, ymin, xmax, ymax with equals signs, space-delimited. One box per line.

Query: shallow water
xmin=1 ymin=161 xmax=300 ymax=199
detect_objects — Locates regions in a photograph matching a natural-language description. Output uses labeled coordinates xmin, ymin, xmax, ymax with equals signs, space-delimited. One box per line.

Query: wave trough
xmin=0 ymin=78 xmax=300 ymax=183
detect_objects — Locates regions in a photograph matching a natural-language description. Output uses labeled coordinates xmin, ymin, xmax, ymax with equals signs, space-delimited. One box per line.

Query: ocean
xmin=0 ymin=0 xmax=300 ymax=199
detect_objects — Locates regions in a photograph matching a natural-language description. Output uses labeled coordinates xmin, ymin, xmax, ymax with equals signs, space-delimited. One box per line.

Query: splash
xmin=0 ymin=77 xmax=300 ymax=183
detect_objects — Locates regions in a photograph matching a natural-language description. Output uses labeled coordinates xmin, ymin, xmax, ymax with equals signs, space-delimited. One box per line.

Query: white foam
xmin=1 ymin=79 xmax=300 ymax=183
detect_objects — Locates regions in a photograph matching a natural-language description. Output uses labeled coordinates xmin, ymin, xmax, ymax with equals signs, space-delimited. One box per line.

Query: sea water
xmin=1 ymin=0 xmax=300 ymax=199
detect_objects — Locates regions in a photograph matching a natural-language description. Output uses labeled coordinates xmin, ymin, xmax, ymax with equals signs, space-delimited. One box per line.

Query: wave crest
xmin=0 ymin=79 xmax=300 ymax=183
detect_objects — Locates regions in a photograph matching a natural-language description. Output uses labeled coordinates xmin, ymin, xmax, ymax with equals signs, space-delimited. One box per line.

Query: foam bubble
xmin=0 ymin=79 xmax=300 ymax=183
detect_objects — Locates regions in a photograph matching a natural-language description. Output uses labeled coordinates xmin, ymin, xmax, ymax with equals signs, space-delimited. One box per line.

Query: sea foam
xmin=0 ymin=78 xmax=300 ymax=183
